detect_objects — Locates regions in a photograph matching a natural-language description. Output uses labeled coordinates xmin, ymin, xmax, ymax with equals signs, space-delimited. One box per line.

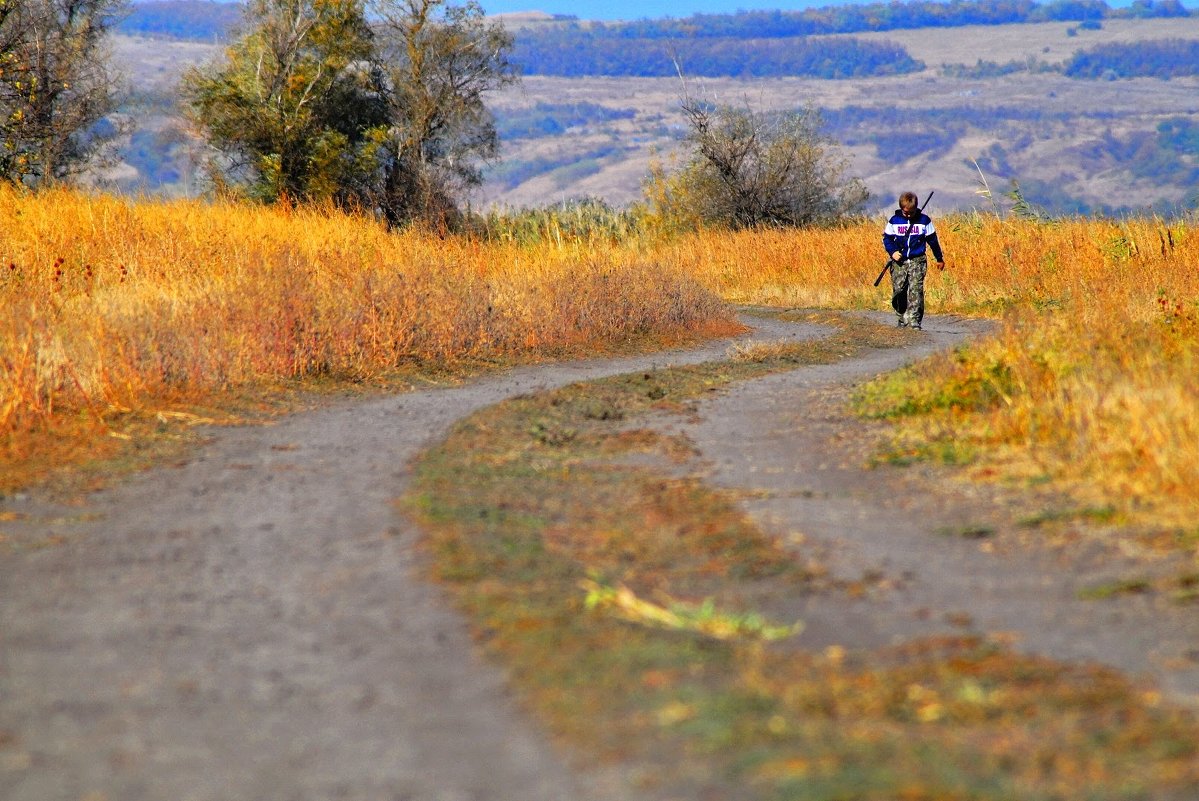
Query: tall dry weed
xmin=0 ymin=188 xmax=734 ymax=454
xmin=641 ymin=212 xmax=1196 ymax=532
xmin=800 ymin=213 xmax=1199 ymax=535
xmin=655 ymin=214 xmax=1196 ymax=318
xmin=6 ymin=185 xmax=1197 ymax=531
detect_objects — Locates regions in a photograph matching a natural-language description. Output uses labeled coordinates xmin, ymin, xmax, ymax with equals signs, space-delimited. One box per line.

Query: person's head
xmin=898 ymin=191 xmax=918 ymax=217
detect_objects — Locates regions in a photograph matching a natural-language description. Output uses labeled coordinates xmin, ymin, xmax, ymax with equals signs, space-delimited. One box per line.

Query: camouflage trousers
xmin=890 ymin=254 xmax=928 ymax=328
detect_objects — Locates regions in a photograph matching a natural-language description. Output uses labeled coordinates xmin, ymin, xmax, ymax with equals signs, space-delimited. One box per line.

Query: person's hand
xmin=891 ymin=251 xmax=902 ymax=261
xmin=936 ymin=260 xmax=946 ymax=271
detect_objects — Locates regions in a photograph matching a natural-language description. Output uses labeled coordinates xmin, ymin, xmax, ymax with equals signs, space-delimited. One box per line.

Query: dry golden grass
xmin=5 ymin=186 xmax=1196 ymax=533
xmin=472 ymin=205 xmax=1199 ymax=537
xmin=409 ymin=332 xmax=1199 ymax=799
xmin=659 ymin=214 xmax=1199 ymax=536
xmin=655 ymin=214 xmax=1197 ymax=313
xmin=0 ymin=187 xmax=735 ymax=490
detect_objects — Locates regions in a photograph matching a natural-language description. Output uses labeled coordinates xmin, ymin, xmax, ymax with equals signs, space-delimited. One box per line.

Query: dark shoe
xmin=897 ymin=320 xmax=907 ymax=328
xmin=912 ymin=323 xmax=922 ymax=330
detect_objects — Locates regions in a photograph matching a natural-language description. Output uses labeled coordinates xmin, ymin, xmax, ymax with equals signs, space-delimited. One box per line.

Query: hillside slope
xmin=108 ymin=16 xmax=1199 ymax=214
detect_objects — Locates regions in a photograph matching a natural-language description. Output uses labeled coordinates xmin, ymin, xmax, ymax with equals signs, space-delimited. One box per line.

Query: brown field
xmin=845 ymin=16 xmax=1199 ymax=67
xmin=488 ymin=70 xmax=1199 ymax=213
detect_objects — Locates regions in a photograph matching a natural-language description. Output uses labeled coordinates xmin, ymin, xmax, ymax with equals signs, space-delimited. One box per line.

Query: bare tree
xmin=365 ymin=0 xmax=517 ymax=228
xmin=648 ymin=92 xmax=868 ymax=229
xmin=0 ymin=0 xmax=126 ymax=186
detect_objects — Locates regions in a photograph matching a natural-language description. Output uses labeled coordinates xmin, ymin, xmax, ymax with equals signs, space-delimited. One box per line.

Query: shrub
xmin=645 ymin=100 xmax=868 ymax=230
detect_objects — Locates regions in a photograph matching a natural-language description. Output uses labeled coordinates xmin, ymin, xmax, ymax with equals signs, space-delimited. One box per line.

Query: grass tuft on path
xmin=406 ymin=312 xmax=1199 ymax=800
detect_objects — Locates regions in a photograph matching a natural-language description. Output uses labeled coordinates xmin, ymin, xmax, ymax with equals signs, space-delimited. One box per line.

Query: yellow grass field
xmin=0 ymin=188 xmax=733 ymax=488
xmin=663 ymin=216 xmax=1199 ymax=537
xmin=3 ymin=187 xmax=1197 ymax=538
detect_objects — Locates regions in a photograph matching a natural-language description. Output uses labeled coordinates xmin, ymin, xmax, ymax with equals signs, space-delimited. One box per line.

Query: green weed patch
xmin=406 ymin=312 xmax=1199 ymax=800
xmin=853 ymin=347 xmax=1020 ymax=420
xmin=1018 ymin=505 xmax=1120 ymax=529
xmin=1078 ymin=578 xmax=1154 ymax=601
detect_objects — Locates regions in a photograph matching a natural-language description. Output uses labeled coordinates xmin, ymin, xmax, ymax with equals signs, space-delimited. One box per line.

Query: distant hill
xmin=491 ymin=10 xmax=579 ymax=27
xmin=549 ymin=0 xmax=1190 ymax=40
xmin=121 ymin=0 xmax=1194 ymax=74
xmin=107 ymin=8 xmax=1199 ymax=216
xmin=511 ymin=31 xmax=922 ymax=78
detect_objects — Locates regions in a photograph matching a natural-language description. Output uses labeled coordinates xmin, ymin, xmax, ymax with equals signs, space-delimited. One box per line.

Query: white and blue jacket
xmin=882 ymin=210 xmax=944 ymax=262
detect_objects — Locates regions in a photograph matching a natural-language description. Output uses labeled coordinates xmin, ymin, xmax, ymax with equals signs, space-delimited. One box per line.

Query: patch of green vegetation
xmin=940 ymin=57 xmax=1059 ymax=79
xmin=1174 ymin=527 xmax=1199 ymax=550
xmin=405 ymin=311 xmax=1199 ymax=800
xmin=1018 ymin=505 xmax=1119 ymax=528
xmin=1169 ymin=574 xmax=1199 ymax=605
xmin=855 ymin=347 xmax=1017 ymax=420
xmin=471 ymin=198 xmax=648 ymax=245
xmin=1078 ymin=577 xmax=1153 ymax=601
xmin=870 ymin=438 xmax=978 ymax=468
xmin=1077 ymin=572 xmax=1199 ymax=606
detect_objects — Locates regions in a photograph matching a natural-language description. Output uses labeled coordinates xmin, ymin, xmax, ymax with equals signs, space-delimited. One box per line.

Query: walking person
xmin=882 ymin=191 xmax=945 ymax=329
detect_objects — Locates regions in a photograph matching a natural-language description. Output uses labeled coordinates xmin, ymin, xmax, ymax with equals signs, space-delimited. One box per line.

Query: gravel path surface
xmin=0 ymin=317 xmax=819 ymax=801
xmin=654 ymin=313 xmax=1199 ymax=707
xmin=3 ymin=312 xmax=1195 ymax=801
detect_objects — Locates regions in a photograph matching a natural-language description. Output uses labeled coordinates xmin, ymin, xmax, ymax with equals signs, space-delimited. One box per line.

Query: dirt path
xmin=653 ymin=313 xmax=1199 ymax=707
xmin=3 ymin=312 xmax=1195 ymax=801
xmin=0 ymin=317 xmax=823 ymax=801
